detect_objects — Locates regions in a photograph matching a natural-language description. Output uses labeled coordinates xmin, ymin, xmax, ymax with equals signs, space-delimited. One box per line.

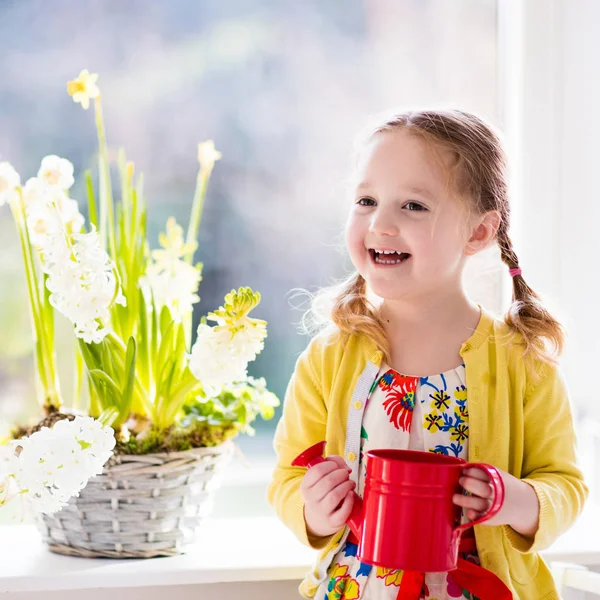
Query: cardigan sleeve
xmin=266 ymin=337 xmax=334 ymax=550
xmin=503 ymin=363 xmax=589 ymax=553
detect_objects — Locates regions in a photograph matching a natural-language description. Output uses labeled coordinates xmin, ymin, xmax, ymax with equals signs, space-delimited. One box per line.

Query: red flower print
xmin=379 ymin=371 xmax=419 ymax=432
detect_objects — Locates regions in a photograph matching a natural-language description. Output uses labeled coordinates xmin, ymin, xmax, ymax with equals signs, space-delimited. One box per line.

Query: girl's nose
xmin=369 ymin=210 xmax=400 ymax=237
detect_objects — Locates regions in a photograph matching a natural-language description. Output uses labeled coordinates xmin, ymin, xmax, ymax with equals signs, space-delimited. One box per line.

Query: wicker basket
xmin=37 ymin=440 xmax=235 ymax=558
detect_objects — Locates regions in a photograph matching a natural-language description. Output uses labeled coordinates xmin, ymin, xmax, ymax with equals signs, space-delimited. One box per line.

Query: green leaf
xmin=85 ymin=170 xmax=98 ymax=231
xmin=159 ymin=305 xmax=173 ymax=336
xmin=78 ymin=339 xmax=102 ymax=372
xmin=150 ymin=289 xmax=159 ymax=367
xmin=88 ymin=369 xmax=121 ymax=410
xmin=137 ymin=287 xmax=150 ymax=390
xmin=171 ymin=323 xmax=188 ymax=382
xmin=155 ymin=320 xmax=174 ymax=378
xmin=100 ymin=338 xmax=118 ymax=379
xmin=119 ymin=337 xmax=137 ymax=422
xmin=98 ymin=407 xmax=119 ymax=428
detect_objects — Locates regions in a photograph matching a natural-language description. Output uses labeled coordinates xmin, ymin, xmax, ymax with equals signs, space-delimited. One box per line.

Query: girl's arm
xmin=267 ymin=336 xmax=332 ymax=549
xmin=456 ymin=363 xmax=588 ymax=550
xmin=504 ymin=362 xmax=588 ymax=552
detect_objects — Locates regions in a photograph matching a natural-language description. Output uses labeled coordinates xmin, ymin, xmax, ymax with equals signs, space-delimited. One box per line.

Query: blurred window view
xmin=0 ymin=0 xmax=498 ymax=517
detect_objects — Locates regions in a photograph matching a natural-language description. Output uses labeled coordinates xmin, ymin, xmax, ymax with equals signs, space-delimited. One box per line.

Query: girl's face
xmin=345 ymin=129 xmax=479 ymax=303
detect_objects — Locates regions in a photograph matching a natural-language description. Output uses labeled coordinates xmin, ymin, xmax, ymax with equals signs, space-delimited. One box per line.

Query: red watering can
xmin=293 ymin=441 xmax=505 ymax=572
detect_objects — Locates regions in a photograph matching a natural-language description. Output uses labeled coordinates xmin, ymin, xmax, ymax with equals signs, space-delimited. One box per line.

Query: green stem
xmin=85 ymin=170 xmax=98 ymax=231
xmin=10 ymin=191 xmax=61 ymax=410
xmin=94 ymin=97 xmax=117 ymax=262
xmin=185 ymin=170 xmax=209 ymax=264
xmin=73 ymin=343 xmax=84 ymax=410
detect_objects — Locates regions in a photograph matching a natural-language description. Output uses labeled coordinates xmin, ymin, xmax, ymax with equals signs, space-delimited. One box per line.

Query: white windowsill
xmin=1 ymin=503 xmax=599 ymax=594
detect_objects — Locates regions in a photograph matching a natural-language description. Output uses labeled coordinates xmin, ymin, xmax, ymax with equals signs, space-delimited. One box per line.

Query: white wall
xmin=500 ymin=0 xmax=600 ymax=419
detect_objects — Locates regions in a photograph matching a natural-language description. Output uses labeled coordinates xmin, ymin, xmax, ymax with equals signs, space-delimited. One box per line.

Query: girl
xmin=267 ymin=109 xmax=587 ymax=599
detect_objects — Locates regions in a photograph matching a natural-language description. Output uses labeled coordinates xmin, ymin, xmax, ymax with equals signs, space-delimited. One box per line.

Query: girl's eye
xmin=357 ymin=197 xmax=376 ymax=207
xmin=404 ymin=202 xmax=426 ymax=211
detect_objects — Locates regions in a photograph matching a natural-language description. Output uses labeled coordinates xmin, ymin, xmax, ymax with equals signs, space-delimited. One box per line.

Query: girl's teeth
xmin=375 ymin=257 xmax=404 ymax=264
xmin=372 ymin=250 xmax=409 ymax=265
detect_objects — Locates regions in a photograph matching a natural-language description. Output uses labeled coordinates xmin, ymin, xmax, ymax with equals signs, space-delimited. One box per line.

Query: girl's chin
xmin=364 ymin=280 xmax=413 ymax=301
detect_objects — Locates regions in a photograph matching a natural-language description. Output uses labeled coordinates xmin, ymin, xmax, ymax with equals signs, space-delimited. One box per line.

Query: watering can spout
xmin=292 ymin=441 xmax=363 ymax=541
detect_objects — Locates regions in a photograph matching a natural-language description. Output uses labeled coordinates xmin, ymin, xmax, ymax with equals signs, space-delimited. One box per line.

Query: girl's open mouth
xmin=369 ymin=249 xmax=411 ymax=265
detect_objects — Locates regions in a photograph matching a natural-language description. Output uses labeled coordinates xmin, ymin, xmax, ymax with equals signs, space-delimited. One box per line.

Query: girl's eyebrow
xmin=356 ymin=181 xmax=436 ymax=201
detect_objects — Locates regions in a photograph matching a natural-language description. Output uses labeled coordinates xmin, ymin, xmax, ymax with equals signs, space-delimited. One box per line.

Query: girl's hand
xmin=300 ymin=455 xmax=356 ymax=538
xmin=453 ymin=466 xmax=540 ymax=537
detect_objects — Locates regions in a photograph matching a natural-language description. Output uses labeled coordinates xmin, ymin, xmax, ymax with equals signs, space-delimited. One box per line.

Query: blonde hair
xmin=306 ymin=109 xmax=564 ymax=364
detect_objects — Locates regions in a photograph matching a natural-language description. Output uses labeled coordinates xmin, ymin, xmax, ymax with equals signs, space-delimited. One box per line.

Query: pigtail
xmin=497 ymin=221 xmax=565 ymax=363
xmin=302 ymin=272 xmax=390 ymax=360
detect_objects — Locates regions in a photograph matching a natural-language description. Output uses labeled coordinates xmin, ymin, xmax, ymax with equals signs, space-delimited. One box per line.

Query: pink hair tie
xmin=509 ymin=267 xmax=522 ymax=277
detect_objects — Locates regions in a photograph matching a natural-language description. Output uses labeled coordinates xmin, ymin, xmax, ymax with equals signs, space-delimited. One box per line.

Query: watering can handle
xmin=454 ymin=462 xmax=505 ymax=537
xmin=292 ymin=441 xmax=363 ymax=540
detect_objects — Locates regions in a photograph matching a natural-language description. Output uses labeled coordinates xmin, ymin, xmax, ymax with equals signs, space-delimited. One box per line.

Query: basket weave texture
xmin=37 ymin=440 xmax=234 ymax=558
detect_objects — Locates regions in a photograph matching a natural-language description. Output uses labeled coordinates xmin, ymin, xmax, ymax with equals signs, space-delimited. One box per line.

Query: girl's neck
xmin=379 ymin=290 xmax=479 ymax=332
xmin=378 ymin=291 xmax=481 ymax=377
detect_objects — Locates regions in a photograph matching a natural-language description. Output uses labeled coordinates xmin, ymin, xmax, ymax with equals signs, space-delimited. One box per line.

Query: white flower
xmin=145 ymin=261 xmax=201 ymax=321
xmin=0 ymin=161 xmax=21 ymax=207
xmin=212 ymin=315 xmax=267 ymax=363
xmin=144 ymin=218 xmax=201 ymax=320
xmin=188 ymin=323 xmax=249 ymax=389
xmin=23 ymin=178 xmax=84 ymax=248
xmin=38 ymin=155 xmax=75 ymax=190
xmin=67 ymin=70 xmax=100 ymax=110
xmin=0 ymin=416 xmax=115 ymax=516
xmin=42 ymin=228 xmax=126 ymax=343
xmin=197 ymin=140 xmax=222 ymax=174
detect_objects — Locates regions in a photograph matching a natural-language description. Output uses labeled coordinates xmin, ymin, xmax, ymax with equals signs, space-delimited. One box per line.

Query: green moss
xmin=115 ymin=421 xmax=238 ymax=455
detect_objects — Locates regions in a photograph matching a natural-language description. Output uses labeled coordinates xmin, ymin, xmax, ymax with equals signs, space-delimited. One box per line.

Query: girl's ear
xmin=465 ymin=211 xmax=501 ymax=255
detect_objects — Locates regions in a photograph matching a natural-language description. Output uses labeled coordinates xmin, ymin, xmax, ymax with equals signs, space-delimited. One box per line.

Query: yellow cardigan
xmin=267 ymin=309 xmax=588 ymax=599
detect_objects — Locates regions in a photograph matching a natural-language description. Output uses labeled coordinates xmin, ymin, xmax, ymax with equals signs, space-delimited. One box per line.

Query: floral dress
xmin=316 ymin=364 xmax=480 ymax=600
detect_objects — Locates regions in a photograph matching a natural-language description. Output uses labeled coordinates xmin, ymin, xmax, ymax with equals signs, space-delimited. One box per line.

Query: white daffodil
xmin=67 ymin=70 xmax=100 ymax=110
xmin=23 ymin=178 xmax=84 ymax=249
xmin=0 ymin=161 xmax=21 ymax=207
xmin=38 ymin=155 xmax=75 ymax=190
xmin=0 ymin=417 xmax=115 ymax=517
xmin=22 ymin=177 xmax=46 ymax=206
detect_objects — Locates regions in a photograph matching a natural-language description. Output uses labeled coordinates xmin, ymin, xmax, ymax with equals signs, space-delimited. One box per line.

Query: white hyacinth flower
xmin=38 ymin=155 xmax=75 ymax=190
xmin=145 ymin=260 xmax=201 ymax=321
xmin=42 ymin=228 xmax=126 ymax=343
xmin=144 ymin=217 xmax=201 ymax=320
xmin=188 ymin=288 xmax=268 ymax=390
xmin=0 ymin=161 xmax=21 ymax=207
xmin=0 ymin=416 xmax=115 ymax=517
xmin=211 ymin=314 xmax=267 ymax=364
xmin=188 ymin=323 xmax=249 ymax=390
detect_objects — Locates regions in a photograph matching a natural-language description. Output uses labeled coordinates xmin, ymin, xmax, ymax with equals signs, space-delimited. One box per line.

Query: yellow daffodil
xmin=67 ymin=69 xmax=100 ymax=110
xmin=197 ymin=140 xmax=222 ymax=174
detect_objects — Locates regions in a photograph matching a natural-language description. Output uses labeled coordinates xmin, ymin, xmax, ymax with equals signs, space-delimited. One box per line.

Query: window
xmin=0 ymin=0 xmax=499 ymax=520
